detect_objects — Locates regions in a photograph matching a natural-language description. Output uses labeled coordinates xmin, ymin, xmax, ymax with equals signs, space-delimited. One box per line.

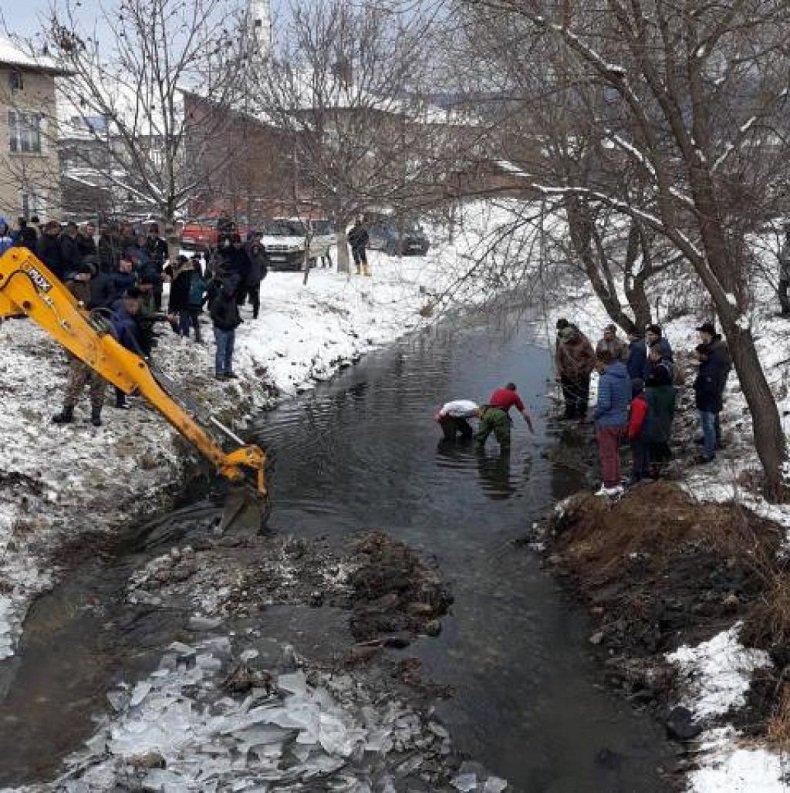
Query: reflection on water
xmin=251 ymin=311 xmax=675 ymax=793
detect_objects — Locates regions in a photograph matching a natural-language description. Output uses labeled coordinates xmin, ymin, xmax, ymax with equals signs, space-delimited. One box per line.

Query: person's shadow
xmin=475 ymin=446 xmax=516 ymax=500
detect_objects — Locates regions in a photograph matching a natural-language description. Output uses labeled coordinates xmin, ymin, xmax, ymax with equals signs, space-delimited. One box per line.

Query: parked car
xmin=368 ymin=218 xmax=430 ymax=256
xmin=181 ymin=217 xmax=244 ymax=251
xmin=260 ymin=219 xmax=311 ymax=271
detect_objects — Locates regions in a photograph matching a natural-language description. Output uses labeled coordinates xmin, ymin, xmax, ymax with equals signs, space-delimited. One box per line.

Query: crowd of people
xmin=435 ymin=319 xmax=731 ymax=498
xmin=554 ymin=318 xmax=731 ymax=496
xmin=2 ymin=216 xmax=271 ymax=426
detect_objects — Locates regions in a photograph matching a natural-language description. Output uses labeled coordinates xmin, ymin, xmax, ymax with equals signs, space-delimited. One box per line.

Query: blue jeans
xmin=178 ymin=310 xmax=200 ymax=339
xmin=214 ymin=327 xmax=235 ymax=375
xmin=699 ymin=410 xmax=717 ymax=460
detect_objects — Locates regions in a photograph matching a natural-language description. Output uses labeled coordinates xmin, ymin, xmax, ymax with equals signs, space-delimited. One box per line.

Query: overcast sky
xmin=1 ymin=0 xmax=54 ymax=36
xmin=1 ymin=0 xmax=280 ymax=40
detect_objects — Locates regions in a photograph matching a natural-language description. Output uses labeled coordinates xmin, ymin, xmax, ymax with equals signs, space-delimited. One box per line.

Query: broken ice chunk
xmin=167 ymin=642 xmax=196 ymax=658
xmin=129 ymin=682 xmax=152 ymax=708
xmin=483 ymin=777 xmax=508 ymax=792
xmin=195 ymin=654 xmax=223 ymax=671
xmin=276 ymin=671 xmax=307 ymax=695
xmin=107 ymin=689 xmax=129 ymax=713
xmin=451 ymin=773 xmax=478 ymax=792
xmin=189 ymin=615 xmax=222 ymax=631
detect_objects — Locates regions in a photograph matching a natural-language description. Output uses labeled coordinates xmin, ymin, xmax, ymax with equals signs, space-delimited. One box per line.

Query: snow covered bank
xmin=665 ymin=628 xmax=785 ymax=793
xmin=0 ymin=200 xmax=530 ymax=662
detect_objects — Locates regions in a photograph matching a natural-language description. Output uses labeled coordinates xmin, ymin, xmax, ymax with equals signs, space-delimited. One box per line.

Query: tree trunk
xmin=566 ymin=201 xmax=639 ymax=335
xmin=625 ymin=273 xmax=652 ymax=331
xmin=336 ymin=226 xmax=351 ymax=274
xmin=720 ymin=318 xmax=787 ymax=500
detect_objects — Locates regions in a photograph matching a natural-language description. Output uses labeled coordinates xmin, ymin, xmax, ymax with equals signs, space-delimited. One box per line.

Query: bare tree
xmin=41 ymin=0 xmax=250 ymax=249
xmin=253 ymin=0 xmax=467 ymax=272
xmin=453 ymin=0 xmax=790 ymax=498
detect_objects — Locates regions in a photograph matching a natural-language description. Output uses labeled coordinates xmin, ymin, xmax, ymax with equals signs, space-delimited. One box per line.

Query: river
xmin=250 ymin=308 xmax=675 ymax=792
xmin=0 ymin=306 xmax=675 ymax=791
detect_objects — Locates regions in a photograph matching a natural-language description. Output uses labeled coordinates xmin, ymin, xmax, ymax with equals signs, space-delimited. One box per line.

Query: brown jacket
xmin=556 ymin=329 xmax=596 ymax=377
xmin=595 ymin=336 xmax=628 ymax=363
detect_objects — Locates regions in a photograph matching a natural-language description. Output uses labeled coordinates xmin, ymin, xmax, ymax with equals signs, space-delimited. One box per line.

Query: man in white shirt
xmin=435 ymin=399 xmax=480 ymax=441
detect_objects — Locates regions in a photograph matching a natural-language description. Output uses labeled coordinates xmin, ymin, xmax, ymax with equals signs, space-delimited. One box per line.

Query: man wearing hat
xmin=555 ymin=322 xmax=596 ymax=419
xmin=693 ymin=321 xmax=731 ymax=463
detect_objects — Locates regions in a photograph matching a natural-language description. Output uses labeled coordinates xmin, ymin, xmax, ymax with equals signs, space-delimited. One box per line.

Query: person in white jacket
xmin=435 ymin=399 xmax=480 ymax=441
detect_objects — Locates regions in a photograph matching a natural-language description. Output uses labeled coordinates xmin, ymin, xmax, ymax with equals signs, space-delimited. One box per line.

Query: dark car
xmin=368 ymin=219 xmax=430 ymax=256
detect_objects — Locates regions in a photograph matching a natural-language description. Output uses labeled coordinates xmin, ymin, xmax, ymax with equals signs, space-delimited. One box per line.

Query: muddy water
xmin=250 ymin=310 xmax=676 ymax=792
xmin=0 ymin=307 xmax=676 ymax=791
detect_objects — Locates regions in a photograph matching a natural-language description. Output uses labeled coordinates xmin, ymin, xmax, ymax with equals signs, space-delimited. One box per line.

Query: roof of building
xmin=0 ymin=36 xmax=70 ymax=75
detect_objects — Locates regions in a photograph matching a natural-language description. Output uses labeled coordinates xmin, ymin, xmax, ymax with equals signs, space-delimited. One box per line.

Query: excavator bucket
xmin=218 ymin=486 xmax=271 ymax=535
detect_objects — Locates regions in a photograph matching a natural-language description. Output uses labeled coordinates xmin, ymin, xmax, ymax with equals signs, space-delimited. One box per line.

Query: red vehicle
xmin=180 ymin=217 xmax=248 ymax=250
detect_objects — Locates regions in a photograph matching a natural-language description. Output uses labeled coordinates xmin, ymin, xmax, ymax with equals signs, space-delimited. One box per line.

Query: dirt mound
xmin=348 ymin=531 xmax=452 ymax=645
xmin=549 ymin=482 xmax=783 ymax=657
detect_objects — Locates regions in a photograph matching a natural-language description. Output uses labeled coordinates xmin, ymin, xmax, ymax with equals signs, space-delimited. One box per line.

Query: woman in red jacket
xmin=627 ymin=378 xmax=650 ymax=484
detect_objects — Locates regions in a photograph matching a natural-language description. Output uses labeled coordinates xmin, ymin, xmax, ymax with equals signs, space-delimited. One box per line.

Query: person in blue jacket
xmin=110 ymin=287 xmax=144 ymax=409
xmin=626 ymin=329 xmax=647 ymax=383
xmin=593 ymin=349 xmax=632 ymax=496
xmin=0 ymin=218 xmax=13 ymax=255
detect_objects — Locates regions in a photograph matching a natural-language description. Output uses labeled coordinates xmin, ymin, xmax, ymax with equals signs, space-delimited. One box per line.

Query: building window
xmin=9 ymin=111 xmax=43 ymax=153
xmin=9 ymin=69 xmax=23 ymax=92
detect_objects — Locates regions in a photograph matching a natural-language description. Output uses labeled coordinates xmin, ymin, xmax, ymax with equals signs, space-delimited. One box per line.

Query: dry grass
xmin=554 ymin=481 xmax=780 ymax=581
xmin=767 ymin=681 xmax=790 ymax=751
xmin=745 ymin=572 xmax=790 ymax=656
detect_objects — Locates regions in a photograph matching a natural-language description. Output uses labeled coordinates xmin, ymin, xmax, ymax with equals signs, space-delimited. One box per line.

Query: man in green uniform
xmin=476 ymin=383 xmax=534 ymax=451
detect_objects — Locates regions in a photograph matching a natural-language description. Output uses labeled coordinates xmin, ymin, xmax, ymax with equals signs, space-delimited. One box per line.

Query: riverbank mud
xmin=530 ymin=481 xmax=788 ymax=779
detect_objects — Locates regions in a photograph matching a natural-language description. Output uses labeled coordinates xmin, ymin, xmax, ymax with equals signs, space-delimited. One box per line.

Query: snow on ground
xmin=686 ymin=729 xmax=788 ymax=793
xmin=0 ymin=200 xmax=532 ymax=662
xmin=666 ymin=624 xmax=772 ymax=720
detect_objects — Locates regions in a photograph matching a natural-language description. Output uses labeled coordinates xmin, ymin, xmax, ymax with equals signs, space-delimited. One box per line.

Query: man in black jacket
xmin=98 ymin=224 xmax=121 ymax=273
xmin=60 ymin=222 xmax=82 ymax=277
xmin=207 ymin=270 xmax=242 ymax=379
xmin=145 ymin=223 xmax=168 ymax=309
xmin=36 ymin=221 xmax=66 ymax=280
xmin=77 ymin=222 xmax=97 ymax=260
xmin=347 ymin=217 xmax=370 ymax=276
xmin=242 ymin=234 xmax=268 ymax=319
xmin=14 ymin=217 xmax=37 ymax=251
xmin=694 ymin=322 xmax=731 ymax=463
xmin=52 ymin=262 xmax=108 ymax=427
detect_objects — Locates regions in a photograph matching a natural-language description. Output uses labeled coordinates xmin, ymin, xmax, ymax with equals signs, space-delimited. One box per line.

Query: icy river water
xmin=0 ymin=306 xmax=676 ymax=791
xmin=250 ymin=308 xmax=676 ymax=792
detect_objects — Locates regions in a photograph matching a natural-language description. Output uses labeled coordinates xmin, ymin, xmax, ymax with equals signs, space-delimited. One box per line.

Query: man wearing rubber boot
xmin=52 ymin=262 xmax=107 ymax=427
xmin=476 ymin=383 xmax=533 ymax=451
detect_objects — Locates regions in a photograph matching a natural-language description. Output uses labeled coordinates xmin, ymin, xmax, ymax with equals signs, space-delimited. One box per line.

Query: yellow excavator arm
xmin=0 ymin=247 xmax=267 ymax=498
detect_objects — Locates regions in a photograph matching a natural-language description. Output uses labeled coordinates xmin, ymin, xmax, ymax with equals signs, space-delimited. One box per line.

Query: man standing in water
xmin=435 ymin=399 xmax=479 ymax=441
xmin=476 ymin=383 xmax=534 ymax=451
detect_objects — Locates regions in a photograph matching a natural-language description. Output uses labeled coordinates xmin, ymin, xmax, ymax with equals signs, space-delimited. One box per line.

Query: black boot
xmin=52 ymin=405 xmax=74 ymax=424
xmin=91 ymin=407 xmax=102 ymax=427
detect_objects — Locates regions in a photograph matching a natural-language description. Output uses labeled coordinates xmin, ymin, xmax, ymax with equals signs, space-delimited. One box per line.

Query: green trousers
xmin=475 ymin=407 xmax=511 ymax=449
